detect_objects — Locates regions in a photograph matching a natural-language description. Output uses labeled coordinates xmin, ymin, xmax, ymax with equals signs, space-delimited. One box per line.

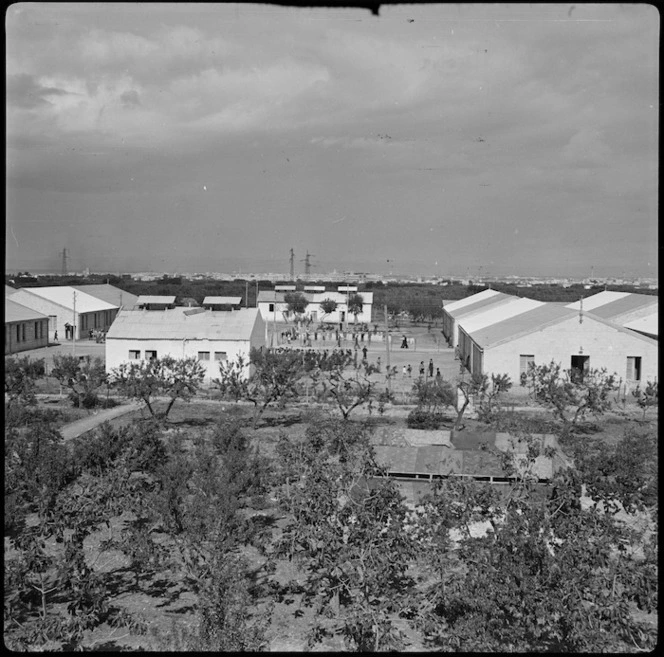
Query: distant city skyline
xmin=6 ymin=4 xmax=658 ymax=279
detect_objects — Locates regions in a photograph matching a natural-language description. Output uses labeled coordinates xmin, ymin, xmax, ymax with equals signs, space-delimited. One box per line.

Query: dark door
xmin=570 ymin=355 xmax=590 ymax=382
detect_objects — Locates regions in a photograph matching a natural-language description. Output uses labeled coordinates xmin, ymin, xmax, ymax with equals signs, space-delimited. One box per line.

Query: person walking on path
xmin=435 ymin=367 xmax=442 ymax=382
xmin=428 ymin=359 xmax=434 ymax=378
xmin=376 ymin=356 xmax=382 ymax=372
xmin=401 ymin=335 xmax=408 ymax=349
xmin=402 ymin=364 xmax=408 ymax=378
xmin=407 ymin=363 xmax=412 ymax=378
xmin=419 ymin=361 xmax=425 ymax=378
xmin=53 ymin=330 xmax=58 ymax=342
xmin=362 ymin=345 xmax=368 ymax=361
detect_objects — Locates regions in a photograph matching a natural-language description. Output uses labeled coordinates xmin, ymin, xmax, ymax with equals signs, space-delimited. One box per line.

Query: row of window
xmin=10 ymin=321 xmax=46 ymax=344
xmin=519 ymin=354 xmax=643 ymax=382
xmin=128 ymin=350 xmax=227 ymax=362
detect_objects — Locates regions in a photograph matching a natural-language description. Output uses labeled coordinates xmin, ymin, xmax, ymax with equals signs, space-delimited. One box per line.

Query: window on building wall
xmin=34 ymin=322 xmax=38 ymax=339
xmin=214 ymin=351 xmax=227 ymax=361
xmin=129 ymin=350 xmax=141 ymax=359
xmin=626 ymin=356 xmax=642 ymax=382
xmin=198 ymin=351 xmax=210 ymax=361
xmin=16 ymin=325 xmax=21 ymax=343
xmin=22 ymin=324 xmax=25 ymax=342
xmin=145 ymin=350 xmax=157 ymax=361
xmin=519 ymin=354 xmax=535 ymax=377
xmin=269 ymin=303 xmax=275 ymax=312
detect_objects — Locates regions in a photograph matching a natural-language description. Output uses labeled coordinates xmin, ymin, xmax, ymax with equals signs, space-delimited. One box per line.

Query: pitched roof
xmin=468 ymin=302 xmax=658 ymax=350
xmin=469 ymin=304 xmax=580 ymax=349
xmin=442 ymin=288 xmax=502 ymax=313
xmin=623 ymin=312 xmax=658 ymax=337
xmin=203 ymin=296 xmax=243 ymax=305
xmin=72 ymin=284 xmax=138 ymax=309
xmin=459 ymin=297 xmax=544 ymax=335
xmin=566 ymin=291 xmax=657 ymax=320
xmin=5 ymin=298 xmax=49 ymax=323
xmin=446 ymin=291 xmax=515 ymax=319
xmin=5 ymin=285 xmax=17 ymax=297
xmin=15 ymin=286 xmax=118 ymax=312
xmin=106 ymin=307 xmax=262 ymax=341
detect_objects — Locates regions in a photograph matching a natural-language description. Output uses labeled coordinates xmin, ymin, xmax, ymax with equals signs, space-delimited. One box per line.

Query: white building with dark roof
xmin=5 ymin=298 xmax=49 ymax=354
xmin=9 ymin=286 xmax=119 ymax=342
xmin=105 ymin=307 xmax=266 ymax=382
xmin=462 ymin=303 xmax=658 ymax=387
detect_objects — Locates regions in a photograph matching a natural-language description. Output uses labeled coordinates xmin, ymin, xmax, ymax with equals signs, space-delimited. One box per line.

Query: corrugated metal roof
xmin=623 ymin=312 xmax=658 ymax=337
xmin=72 ymin=284 xmax=138 ymax=309
xmin=136 ymin=295 xmax=176 ymax=304
xmin=583 ymin=295 xmax=657 ymax=321
xmin=105 ymin=307 xmax=262 ymax=341
xmin=566 ymin=292 xmax=657 ymax=319
xmin=566 ymin=291 xmax=629 ymax=311
xmin=5 ymin=298 xmax=49 ymax=323
xmin=5 ymin=285 xmax=17 ymax=296
xmin=442 ymin=289 xmax=501 ymax=313
xmin=16 ymin=286 xmax=118 ymax=312
xmin=460 ymin=297 xmax=544 ymax=335
xmin=447 ymin=292 xmax=514 ymax=319
xmin=203 ymin=296 xmax=243 ymax=305
xmin=469 ymin=303 xmax=579 ymax=349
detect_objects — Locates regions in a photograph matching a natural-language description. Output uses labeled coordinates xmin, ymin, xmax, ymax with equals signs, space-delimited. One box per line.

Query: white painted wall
xmin=479 ymin=315 xmax=658 ymax=387
xmin=106 ymin=338 xmax=259 ymax=383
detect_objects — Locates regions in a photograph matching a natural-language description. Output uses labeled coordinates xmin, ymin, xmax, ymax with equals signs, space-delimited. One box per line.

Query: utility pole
xmin=72 ymin=291 xmax=77 ymax=357
xmin=271 ymin=288 xmax=276 ymax=347
xmin=289 ymin=248 xmax=295 ymax=281
xmin=61 ymin=248 xmax=68 ymax=275
xmin=245 ymin=281 xmax=249 ymax=307
xmin=255 ymin=280 xmax=258 ymax=307
xmin=384 ymin=304 xmax=391 ymax=391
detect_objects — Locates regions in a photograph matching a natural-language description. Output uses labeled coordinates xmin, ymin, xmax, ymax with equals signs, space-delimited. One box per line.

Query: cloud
xmin=120 ymin=89 xmax=141 ymax=108
xmin=6 ymin=73 xmax=73 ymax=109
xmin=561 ymin=128 xmax=612 ymax=166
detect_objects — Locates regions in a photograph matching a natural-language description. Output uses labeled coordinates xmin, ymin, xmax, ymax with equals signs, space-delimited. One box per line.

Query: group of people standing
xmin=402 ymin=358 xmax=441 ymax=381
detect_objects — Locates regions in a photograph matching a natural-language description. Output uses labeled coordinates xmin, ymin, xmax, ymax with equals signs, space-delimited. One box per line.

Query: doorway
xmin=570 ymin=355 xmax=590 ymax=382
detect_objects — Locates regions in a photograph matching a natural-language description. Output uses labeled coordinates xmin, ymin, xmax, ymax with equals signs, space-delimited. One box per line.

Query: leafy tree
xmin=213 ymin=354 xmax=249 ymax=402
xmin=319 ymin=297 xmax=338 ymax=322
xmin=475 ymin=373 xmax=513 ymax=424
xmin=242 ymin=347 xmax=306 ymax=427
xmin=51 ymin=354 xmax=107 ymax=409
xmin=631 ymin=380 xmax=658 ymax=421
xmin=414 ymin=443 xmax=657 ymax=651
xmin=284 ymin=292 xmax=309 ymax=321
xmin=454 ymin=373 xmax=488 ymax=430
xmin=110 ymin=356 xmax=205 ymax=420
xmin=347 ymin=293 xmax=364 ymax=324
xmin=521 ymin=361 xmax=617 ymax=436
xmin=5 ymin=355 xmax=45 ymax=409
xmin=275 ymin=425 xmax=418 ymax=650
xmin=412 ymin=377 xmax=455 ymax=414
xmin=309 ymin=351 xmax=380 ymax=420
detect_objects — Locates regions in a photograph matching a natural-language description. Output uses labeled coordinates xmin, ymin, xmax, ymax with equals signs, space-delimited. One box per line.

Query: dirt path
xmin=59 ymin=401 xmax=145 ymax=441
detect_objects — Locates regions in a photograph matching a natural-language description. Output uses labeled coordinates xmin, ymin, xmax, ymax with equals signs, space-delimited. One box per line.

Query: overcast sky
xmin=6 ymin=3 xmax=659 ymax=278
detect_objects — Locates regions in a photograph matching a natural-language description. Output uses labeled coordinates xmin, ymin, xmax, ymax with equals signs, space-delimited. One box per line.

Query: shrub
xmin=407 ymin=409 xmax=446 ymax=429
